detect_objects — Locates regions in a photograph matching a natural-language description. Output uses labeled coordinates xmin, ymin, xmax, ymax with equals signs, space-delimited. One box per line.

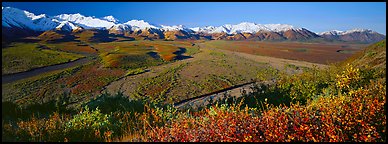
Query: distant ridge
xmin=2 ymin=7 xmax=385 ymax=43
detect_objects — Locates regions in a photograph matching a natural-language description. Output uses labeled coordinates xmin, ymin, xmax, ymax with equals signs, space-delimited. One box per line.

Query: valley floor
xmin=103 ymin=41 xmax=328 ymax=104
xmin=2 ymin=38 xmax=385 ymax=142
xmin=2 ymin=39 xmax=360 ymax=107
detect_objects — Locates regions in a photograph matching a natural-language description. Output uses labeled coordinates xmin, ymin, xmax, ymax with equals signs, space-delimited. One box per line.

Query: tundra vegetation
xmin=2 ymin=38 xmax=385 ymax=142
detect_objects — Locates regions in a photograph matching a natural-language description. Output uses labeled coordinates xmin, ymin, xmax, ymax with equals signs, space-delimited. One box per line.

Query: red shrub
xmin=147 ymin=79 xmax=386 ymax=142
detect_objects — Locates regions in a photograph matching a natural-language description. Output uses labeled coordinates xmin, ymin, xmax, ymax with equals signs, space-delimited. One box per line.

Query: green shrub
xmin=147 ymin=66 xmax=386 ymax=142
xmin=83 ymin=91 xmax=146 ymax=114
xmin=64 ymin=106 xmax=121 ymax=142
xmin=256 ymin=66 xmax=280 ymax=82
xmin=125 ymin=68 xmax=147 ymax=76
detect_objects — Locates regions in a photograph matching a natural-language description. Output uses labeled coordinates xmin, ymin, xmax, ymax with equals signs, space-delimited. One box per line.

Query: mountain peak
xmin=189 ymin=22 xmax=303 ymax=34
xmin=320 ymin=30 xmax=344 ymax=35
xmin=55 ymin=13 xmax=115 ymax=29
xmin=102 ymin=15 xmax=119 ymax=23
xmin=2 ymin=6 xmax=58 ymax=31
xmin=124 ymin=20 xmax=158 ymax=30
xmin=160 ymin=24 xmax=189 ymax=31
xmin=343 ymin=28 xmax=374 ymax=34
xmin=55 ymin=21 xmax=77 ymax=32
xmin=319 ymin=29 xmax=385 ymax=43
xmin=238 ymin=22 xmax=257 ymax=25
xmin=264 ymin=24 xmax=297 ymax=32
xmin=320 ymin=29 xmax=377 ymax=36
xmin=2 ymin=6 xmax=385 ymax=43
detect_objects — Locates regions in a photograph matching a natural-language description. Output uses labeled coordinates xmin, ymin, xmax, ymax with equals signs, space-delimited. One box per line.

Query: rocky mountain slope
xmin=320 ymin=29 xmax=386 ymax=43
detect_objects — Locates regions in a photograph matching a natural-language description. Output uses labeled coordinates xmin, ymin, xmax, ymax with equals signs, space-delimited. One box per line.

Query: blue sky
xmin=2 ymin=2 xmax=386 ymax=34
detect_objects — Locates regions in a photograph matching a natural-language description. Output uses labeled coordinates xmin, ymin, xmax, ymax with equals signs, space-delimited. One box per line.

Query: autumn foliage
xmin=2 ymin=41 xmax=386 ymax=142
xmin=147 ymin=63 xmax=386 ymax=142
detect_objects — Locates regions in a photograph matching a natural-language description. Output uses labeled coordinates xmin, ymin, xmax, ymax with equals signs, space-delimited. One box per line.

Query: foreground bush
xmin=147 ymin=78 xmax=386 ymax=142
xmin=146 ymin=64 xmax=386 ymax=142
xmin=3 ymin=107 xmax=121 ymax=142
xmin=2 ymin=92 xmax=178 ymax=142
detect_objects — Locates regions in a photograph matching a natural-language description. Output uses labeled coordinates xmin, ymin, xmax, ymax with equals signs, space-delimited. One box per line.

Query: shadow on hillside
xmin=2 ymin=91 xmax=150 ymax=121
xmin=2 ymin=94 xmax=77 ymax=121
xmin=147 ymin=51 xmax=160 ymax=59
xmin=36 ymin=44 xmax=51 ymax=50
xmin=82 ymin=91 xmax=147 ymax=114
xmin=174 ymin=47 xmax=193 ymax=60
xmin=89 ymin=30 xmax=117 ymax=43
xmin=188 ymin=82 xmax=293 ymax=112
xmin=47 ymin=34 xmax=80 ymax=43
xmin=115 ymin=37 xmax=135 ymax=42
xmin=146 ymin=47 xmax=193 ymax=61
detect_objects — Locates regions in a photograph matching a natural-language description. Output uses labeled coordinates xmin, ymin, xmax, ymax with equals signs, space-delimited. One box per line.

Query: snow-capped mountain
xmin=320 ymin=29 xmax=378 ymax=36
xmin=160 ymin=25 xmax=193 ymax=33
xmin=2 ymin=7 xmax=59 ymax=31
xmin=2 ymin=6 xmax=385 ymax=43
xmin=189 ymin=23 xmax=300 ymax=34
xmin=264 ymin=24 xmax=296 ymax=32
xmin=320 ymin=30 xmax=344 ymax=35
xmin=320 ymin=29 xmax=385 ymax=43
xmin=54 ymin=13 xmax=116 ymax=29
xmin=340 ymin=29 xmax=378 ymax=35
xmin=190 ymin=26 xmax=231 ymax=34
xmin=108 ymin=24 xmax=132 ymax=35
xmin=55 ymin=21 xmax=79 ymax=32
xmin=228 ymin=22 xmax=271 ymax=34
xmin=123 ymin=20 xmax=158 ymax=31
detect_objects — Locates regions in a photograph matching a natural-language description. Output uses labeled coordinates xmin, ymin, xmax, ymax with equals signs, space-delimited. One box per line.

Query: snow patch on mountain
xmin=213 ymin=26 xmax=231 ymax=33
xmin=341 ymin=29 xmax=375 ymax=35
xmin=189 ymin=22 xmax=302 ymax=34
xmin=320 ymin=29 xmax=377 ymax=35
xmin=109 ymin=24 xmax=132 ymax=32
xmin=264 ymin=24 xmax=297 ymax=32
xmin=160 ymin=25 xmax=193 ymax=33
xmin=230 ymin=22 xmax=271 ymax=34
xmin=55 ymin=13 xmax=115 ymax=29
xmin=320 ymin=30 xmax=344 ymax=35
xmin=102 ymin=15 xmax=119 ymax=23
xmin=56 ymin=21 xmax=78 ymax=32
xmin=124 ymin=20 xmax=158 ymax=31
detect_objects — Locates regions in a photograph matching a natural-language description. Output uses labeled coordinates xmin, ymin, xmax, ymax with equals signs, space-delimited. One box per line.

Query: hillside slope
xmin=343 ymin=39 xmax=386 ymax=69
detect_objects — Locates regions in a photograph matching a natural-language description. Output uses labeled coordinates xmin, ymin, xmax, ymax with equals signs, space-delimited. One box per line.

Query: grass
xmin=97 ymin=41 xmax=194 ymax=68
xmin=150 ymin=63 xmax=386 ymax=142
xmin=209 ymin=50 xmax=226 ymax=57
xmin=111 ymin=45 xmax=268 ymax=104
xmin=342 ymin=40 xmax=386 ymax=69
xmin=125 ymin=68 xmax=147 ymax=77
xmin=294 ymin=48 xmax=308 ymax=52
xmin=133 ymin=63 xmax=187 ymax=103
xmin=337 ymin=50 xmax=354 ymax=54
xmin=2 ymin=61 xmax=125 ymax=107
xmin=74 ymin=30 xmax=95 ymax=42
xmin=2 ymin=43 xmax=84 ymax=75
xmin=3 ymin=60 xmax=385 ymax=142
xmin=44 ymin=42 xmax=97 ymax=54
xmin=99 ymin=45 xmax=164 ymax=69
xmin=2 ymin=64 xmax=83 ymax=106
xmin=202 ymin=40 xmax=366 ymax=64
xmin=2 ymin=40 xmax=201 ymax=108
xmin=108 ymin=44 xmax=268 ymax=104
xmin=2 ymin=41 xmax=386 ymax=142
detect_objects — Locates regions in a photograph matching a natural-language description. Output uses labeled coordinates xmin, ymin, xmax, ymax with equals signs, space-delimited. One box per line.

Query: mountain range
xmin=2 ymin=7 xmax=386 ymax=43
